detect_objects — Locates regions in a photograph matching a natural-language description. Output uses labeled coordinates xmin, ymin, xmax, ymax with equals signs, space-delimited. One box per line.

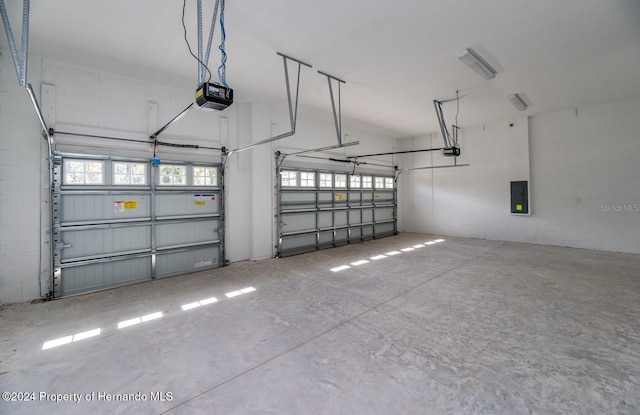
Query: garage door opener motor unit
xmin=196 ymin=82 xmax=233 ymax=111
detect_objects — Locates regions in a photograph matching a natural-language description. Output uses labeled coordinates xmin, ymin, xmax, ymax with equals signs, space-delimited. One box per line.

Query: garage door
xmin=52 ymin=153 xmax=223 ymax=297
xmin=277 ymin=168 xmax=396 ymax=257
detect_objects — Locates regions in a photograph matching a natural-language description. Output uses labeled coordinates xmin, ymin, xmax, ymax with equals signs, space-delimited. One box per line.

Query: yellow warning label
xmin=375 ymin=194 xmax=381 ymax=199
xmin=194 ymin=201 xmax=206 ymax=206
xmin=195 ymin=89 xmax=204 ymax=99
xmin=516 ymin=204 xmax=523 ymax=211
xmin=124 ymin=201 xmax=137 ymax=209
xmin=335 ymin=193 xmax=344 ymax=201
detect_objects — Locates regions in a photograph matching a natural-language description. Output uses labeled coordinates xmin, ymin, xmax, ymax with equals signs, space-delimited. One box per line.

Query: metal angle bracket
xmin=318 ymin=70 xmax=346 ymax=146
xmin=0 ymin=0 xmax=29 ymax=87
xmin=226 ymin=52 xmax=312 ymax=156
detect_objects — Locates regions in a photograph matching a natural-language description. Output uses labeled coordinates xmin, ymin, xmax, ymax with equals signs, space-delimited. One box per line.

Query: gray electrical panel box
xmin=510 ymin=181 xmax=529 ymax=214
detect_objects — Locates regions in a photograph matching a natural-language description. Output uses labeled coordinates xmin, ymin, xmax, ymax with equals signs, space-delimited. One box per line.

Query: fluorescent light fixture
xmin=351 ymin=260 xmax=369 ymax=266
xmin=434 ymin=239 xmax=445 ymax=243
xmin=507 ymin=93 xmax=528 ymax=111
xmin=385 ymin=251 xmax=401 ymax=256
xmin=330 ymin=265 xmax=351 ymax=272
xmin=370 ymin=255 xmax=387 ymax=260
xmin=182 ymin=302 xmax=201 ymax=311
xmin=456 ymin=48 xmax=496 ymax=80
xmin=401 ymin=248 xmax=415 ymax=252
xmin=413 ymin=244 xmax=425 ymax=248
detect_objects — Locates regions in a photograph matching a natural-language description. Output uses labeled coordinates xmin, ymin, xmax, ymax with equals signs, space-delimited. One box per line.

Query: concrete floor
xmin=1 ymin=233 xmax=639 ymax=414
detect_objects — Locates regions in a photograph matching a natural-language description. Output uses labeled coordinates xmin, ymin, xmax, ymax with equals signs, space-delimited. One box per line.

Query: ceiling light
xmin=456 ymin=48 xmax=496 ymax=80
xmin=507 ymin=94 xmax=528 ymax=111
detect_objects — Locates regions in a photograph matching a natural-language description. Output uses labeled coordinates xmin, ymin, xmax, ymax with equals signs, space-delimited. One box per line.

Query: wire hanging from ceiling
xmin=217 ymin=0 xmax=229 ymax=88
xmin=182 ymin=0 xmax=213 ymax=82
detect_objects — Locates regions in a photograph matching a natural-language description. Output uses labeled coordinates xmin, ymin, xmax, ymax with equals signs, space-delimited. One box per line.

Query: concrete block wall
xmin=399 ymin=99 xmax=640 ymax=254
xmin=0 ymin=50 xmax=44 ymax=303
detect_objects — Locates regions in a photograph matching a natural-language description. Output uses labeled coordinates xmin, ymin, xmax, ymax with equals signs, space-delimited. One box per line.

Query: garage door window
xmin=63 ymin=159 xmax=105 ymax=185
xmin=281 ymin=171 xmax=298 ymax=187
xmin=350 ymin=175 xmax=361 ymax=188
xmin=319 ymin=173 xmax=333 ymax=188
xmin=159 ymin=165 xmax=187 ymax=186
xmin=193 ymin=166 xmax=217 ymax=186
xmin=300 ymin=172 xmax=315 ymax=187
xmin=335 ymin=174 xmax=347 ymax=188
xmin=362 ymin=175 xmax=372 ymax=188
xmin=113 ymin=162 xmax=147 ymax=185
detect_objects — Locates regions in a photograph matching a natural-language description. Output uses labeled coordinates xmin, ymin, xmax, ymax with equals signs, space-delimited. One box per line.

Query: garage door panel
xmin=281 ymin=234 xmax=316 ymax=253
xmin=375 ymin=207 xmax=395 ymax=221
xmin=156 ymin=246 xmax=220 ymax=278
xmin=349 ymin=210 xmax=362 ymax=225
xmin=155 ymin=193 xmax=219 ymax=217
xmin=335 ymin=211 xmax=348 ymax=226
xmin=61 ymin=194 xmax=150 ymax=223
xmin=282 ymin=213 xmax=315 ymax=233
xmin=318 ymin=212 xmax=332 ymax=228
xmin=318 ymin=192 xmax=333 ymax=202
xmin=374 ymin=191 xmax=394 ymax=202
xmin=375 ymin=222 xmax=395 ymax=235
xmin=53 ymin=155 xmax=224 ymax=297
xmin=335 ymin=229 xmax=349 ymax=243
xmin=348 ymin=192 xmax=361 ymax=202
xmin=156 ymin=219 xmax=219 ymax=249
xmin=281 ymin=192 xmax=315 ymax=204
xmin=60 ymin=225 xmax=151 ymax=261
xmin=278 ymin=168 xmax=396 ymax=256
xmin=61 ymin=257 xmax=151 ymax=297
xmin=318 ymin=231 xmax=333 ymax=245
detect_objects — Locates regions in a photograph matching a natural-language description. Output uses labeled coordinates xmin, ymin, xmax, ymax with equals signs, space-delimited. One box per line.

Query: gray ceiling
xmin=3 ymin=0 xmax=640 ymax=138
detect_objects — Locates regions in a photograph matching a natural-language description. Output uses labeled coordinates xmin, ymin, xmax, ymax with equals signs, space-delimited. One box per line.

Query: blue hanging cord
xmin=217 ymin=0 xmax=229 ymax=88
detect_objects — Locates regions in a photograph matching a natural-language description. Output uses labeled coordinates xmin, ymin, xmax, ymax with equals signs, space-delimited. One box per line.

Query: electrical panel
xmin=510 ymin=181 xmax=529 ymax=214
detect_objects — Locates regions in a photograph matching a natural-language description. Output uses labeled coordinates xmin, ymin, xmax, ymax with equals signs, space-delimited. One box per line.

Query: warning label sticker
xmin=194 ymin=194 xmax=215 ymax=206
xmin=115 ymin=200 xmax=138 ymax=212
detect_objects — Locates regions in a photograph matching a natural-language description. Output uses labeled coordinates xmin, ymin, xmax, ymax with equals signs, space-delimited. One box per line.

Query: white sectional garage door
xmin=277 ymin=168 xmax=396 ymax=257
xmin=52 ymin=153 xmax=223 ymax=297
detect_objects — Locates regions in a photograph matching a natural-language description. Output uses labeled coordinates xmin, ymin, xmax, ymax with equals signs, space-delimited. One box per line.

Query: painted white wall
xmin=0 ymin=50 xmax=44 ymax=304
xmin=399 ymin=99 xmax=640 ymax=254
